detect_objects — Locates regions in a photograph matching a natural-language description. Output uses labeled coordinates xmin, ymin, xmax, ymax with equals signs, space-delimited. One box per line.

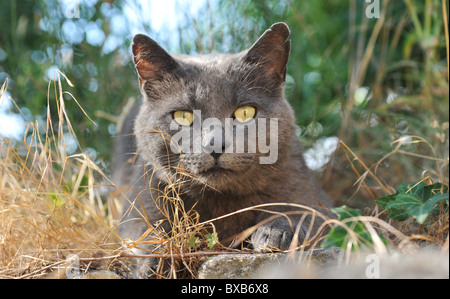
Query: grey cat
xmin=113 ymin=22 xmax=333 ymax=277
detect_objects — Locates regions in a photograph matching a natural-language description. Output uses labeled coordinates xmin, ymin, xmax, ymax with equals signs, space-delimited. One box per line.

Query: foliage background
xmin=1 ymin=0 xmax=448 ymax=206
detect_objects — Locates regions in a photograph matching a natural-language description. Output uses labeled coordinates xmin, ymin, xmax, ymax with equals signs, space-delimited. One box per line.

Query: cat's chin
xmin=195 ymin=168 xmax=238 ymax=190
xmin=177 ymin=152 xmax=256 ymax=190
xmin=195 ymin=164 xmax=254 ymax=191
xmin=198 ymin=165 xmax=236 ymax=179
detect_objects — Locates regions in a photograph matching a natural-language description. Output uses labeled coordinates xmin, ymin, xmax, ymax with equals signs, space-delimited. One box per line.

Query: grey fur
xmin=113 ymin=23 xmax=333 ymax=277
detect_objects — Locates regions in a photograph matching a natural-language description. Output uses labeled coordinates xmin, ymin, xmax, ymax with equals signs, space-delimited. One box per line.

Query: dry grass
xmin=0 ymin=73 xmax=260 ymax=279
xmin=0 ymin=75 xmax=124 ymax=278
xmin=339 ymin=138 xmax=448 ymax=248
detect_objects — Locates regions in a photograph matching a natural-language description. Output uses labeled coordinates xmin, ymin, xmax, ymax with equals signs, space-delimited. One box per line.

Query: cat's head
xmin=131 ymin=23 xmax=297 ymax=192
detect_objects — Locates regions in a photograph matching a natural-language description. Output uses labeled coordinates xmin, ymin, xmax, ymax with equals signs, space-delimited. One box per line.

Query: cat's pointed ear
xmin=243 ymin=23 xmax=291 ymax=83
xmin=132 ymin=34 xmax=178 ymax=86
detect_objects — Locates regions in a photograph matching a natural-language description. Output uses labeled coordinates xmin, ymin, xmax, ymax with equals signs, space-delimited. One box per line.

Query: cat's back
xmin=112 ymin=101 xmax=141 ymax=188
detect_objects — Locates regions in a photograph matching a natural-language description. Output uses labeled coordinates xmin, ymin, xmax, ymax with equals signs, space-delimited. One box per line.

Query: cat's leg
xmin=119 ymin=219 xmax=161 ymax=278
xmin=250 ymin=215 xmax=308 ymax=251
xmin=127 ymin=246 xmax=160 ymax=279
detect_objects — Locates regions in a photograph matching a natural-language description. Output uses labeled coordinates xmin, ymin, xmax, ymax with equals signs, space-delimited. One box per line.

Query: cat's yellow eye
xmin=234 ymin=106 xmax=256 ymax=123
xmin=173 ymin=111 xmax=194 ymax=126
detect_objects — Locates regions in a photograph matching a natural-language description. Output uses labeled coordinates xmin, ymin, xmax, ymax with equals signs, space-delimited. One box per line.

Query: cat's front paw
xmin=125 ymin=248 xmax=160 ymax=279
xmin=132 ymin=258 xmax=159 ymax=279
xmin=250 ymin=218 xmax=306 ymax=252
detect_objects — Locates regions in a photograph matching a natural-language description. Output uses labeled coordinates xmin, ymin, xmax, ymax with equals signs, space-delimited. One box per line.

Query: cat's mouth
xmin=179 ymin=152 xmax=255 ymax=183
xmin=199 ymin=164 xmax=233 ymax=176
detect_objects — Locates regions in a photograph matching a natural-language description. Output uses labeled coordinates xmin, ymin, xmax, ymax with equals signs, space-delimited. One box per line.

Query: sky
xmin=0 ymin=91 xmax=25 ymax=141
xmin=123 ymin=0 xmax=208 ymax=50
xmin=126 ymin=0 xmax=179 ymax=32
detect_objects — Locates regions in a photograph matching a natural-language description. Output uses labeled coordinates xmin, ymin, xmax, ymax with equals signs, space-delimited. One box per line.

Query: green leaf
xmin=48 ymin=193 xmax=67 ymax=208
xmin=376 ymin=194 xmax=396 ymax=209
xmin=429 ymin=193 xmax=449 ymax=215
xmin=206 ymin=233 xmax=218 ymax=249
xmin=188 ymin=236 xmax=200 ymax=249
xmin=416 ymin=193 xmax=449 ymax=222
xmin=397 ymin=182 xmax=429 ymax=195
xmin=380 ymin=183 xmax=449 ymax=224
xmin=386 ymin=193 xmax=428 ymax=223
xmin=322 ymin=206 xmax=387 ymax=251
xmin=376 ymin=193 xmax=409 ymax=221
xmin=321 ymin=226 xmax=349 ymax=249
xmin=331 ymin=205 xmax=362 ymax=221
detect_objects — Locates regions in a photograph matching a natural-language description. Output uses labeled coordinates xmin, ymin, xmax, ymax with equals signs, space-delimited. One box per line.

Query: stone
xmin=198 ymin=248 xmax=449 ymax=279
xmin=197 ymin=253 xmax=281 ymax=279
xmin=197 ymin=248 xmax=342 ymax=279
xmin=256 ymin=248 xmax=449 ymax=279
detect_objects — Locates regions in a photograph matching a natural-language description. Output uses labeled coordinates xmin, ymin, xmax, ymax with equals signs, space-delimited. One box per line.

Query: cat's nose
xmin=210 ymin=151 xmax=223 ymax=161
xmin=202 ymin=127 xmax=226 ymax=159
